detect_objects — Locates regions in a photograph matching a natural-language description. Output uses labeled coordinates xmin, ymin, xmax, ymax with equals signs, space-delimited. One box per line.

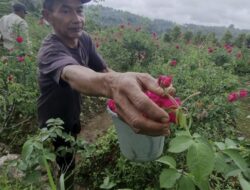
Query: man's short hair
xmin=13 ymin=3 xmax=28 ymax=14
xmin=43 ymin=0 xmax=91 ymax=10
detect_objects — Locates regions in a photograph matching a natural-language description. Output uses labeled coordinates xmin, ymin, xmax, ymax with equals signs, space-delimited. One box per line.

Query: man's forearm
xmin=62 ymin=65 xmax=116 ymax=97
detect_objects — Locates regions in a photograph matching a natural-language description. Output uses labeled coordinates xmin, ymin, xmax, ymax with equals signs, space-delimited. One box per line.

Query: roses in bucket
xmin=107 ymin=75 xmax=188 ymax=162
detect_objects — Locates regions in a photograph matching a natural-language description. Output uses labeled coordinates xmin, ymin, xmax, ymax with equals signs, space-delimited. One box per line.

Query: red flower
xmin=239 ymin=89 xmax=248 ymax=98
xmin=161 ymin=98 xmax=181 ymax=109
xmin=17 ymin=56 xmax=25 ymax=62
xmin=175 ymin=45 xmax=180 ymax=49
xmin=158 ymin=75 xmax=172 ymax=88
xmin=16 ymin=36 xmax=23 ymax=43
xmin=7 ymin=75 xmax=14 ymax=82
xmin=208 ymin=47 xmax=213 ymax=53
xmin=168 ymin=112 xmax=177 ymax=123
xmin=228 ymin=92 xmax=238 ymax=102
xmin=145 ymin=91 xmax=162 ymax=106
xmin=170 ymin=60 xmax=177 ymax=66
xmin=107 ymin=99 xmax=116 ymax=112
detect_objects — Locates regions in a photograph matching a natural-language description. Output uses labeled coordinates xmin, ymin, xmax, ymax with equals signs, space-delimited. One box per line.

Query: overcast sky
xmin=92 ymin=0 xmax=250 ymax=29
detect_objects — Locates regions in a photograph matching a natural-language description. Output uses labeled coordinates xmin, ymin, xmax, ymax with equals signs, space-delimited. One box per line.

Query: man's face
xmin=45 ymin=0 xmax=85 ymax=40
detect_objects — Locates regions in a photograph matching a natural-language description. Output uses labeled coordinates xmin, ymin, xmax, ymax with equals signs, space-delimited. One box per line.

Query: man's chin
xmin=69 ymin=31 xmax=83 ymax=38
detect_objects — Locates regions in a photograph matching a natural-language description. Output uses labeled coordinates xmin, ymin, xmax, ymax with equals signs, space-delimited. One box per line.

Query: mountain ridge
xmin=86 ymin=5 xmax=250 ymax=38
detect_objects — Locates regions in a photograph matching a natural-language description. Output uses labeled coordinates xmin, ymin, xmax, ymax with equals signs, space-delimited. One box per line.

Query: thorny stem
xmin=182 ymin=91 xmax=201 ymax=105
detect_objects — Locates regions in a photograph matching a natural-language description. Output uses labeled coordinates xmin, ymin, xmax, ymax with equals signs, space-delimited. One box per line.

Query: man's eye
xmin=77 ymin=9 xmax=83 ymax=14
xmin=62 ymin=9 xmax=69 ymax=14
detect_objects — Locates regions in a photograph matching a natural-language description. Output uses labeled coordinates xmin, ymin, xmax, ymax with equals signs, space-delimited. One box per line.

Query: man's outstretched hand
xmin=109 ymin=72 xmax=170 ymax=136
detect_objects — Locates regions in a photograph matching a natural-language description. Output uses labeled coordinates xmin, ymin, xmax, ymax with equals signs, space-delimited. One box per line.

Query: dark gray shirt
xmin=37 ymin=32 xmax=107 ymax=133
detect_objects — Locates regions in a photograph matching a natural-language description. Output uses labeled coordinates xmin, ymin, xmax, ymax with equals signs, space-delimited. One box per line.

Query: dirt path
xmin=78 ymin=111 xmax=113 ymax=143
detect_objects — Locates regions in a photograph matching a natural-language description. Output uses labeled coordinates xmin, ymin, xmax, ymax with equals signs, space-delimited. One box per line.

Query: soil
xmin=78 ymin=111 xmax=113 ymax=143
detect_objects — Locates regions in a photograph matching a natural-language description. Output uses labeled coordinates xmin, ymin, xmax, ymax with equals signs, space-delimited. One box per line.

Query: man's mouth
xmin=69 ymin=27 xmax=83 ymax=32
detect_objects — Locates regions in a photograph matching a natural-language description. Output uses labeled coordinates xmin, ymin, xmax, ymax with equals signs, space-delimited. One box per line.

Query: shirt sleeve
xmin=87 ymin=35 xmax=107 ymax=72
xmin=39 ymin=48 xmax=80 ymax=85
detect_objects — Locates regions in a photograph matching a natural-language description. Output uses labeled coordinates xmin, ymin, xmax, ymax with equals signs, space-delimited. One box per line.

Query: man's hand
xmin=109 ymin=72 xmax=170 ymax=136
xmin=62 ymin=66 xmax=170 ymax=136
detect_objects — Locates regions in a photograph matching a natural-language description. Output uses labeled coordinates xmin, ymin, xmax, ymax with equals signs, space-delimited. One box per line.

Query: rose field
xmin=0 ymin=7 xmax=250 ymax=190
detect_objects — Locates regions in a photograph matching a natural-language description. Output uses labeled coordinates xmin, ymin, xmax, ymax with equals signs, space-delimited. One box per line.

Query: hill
xmin=85 ymin=5 xmax=250 ymax=38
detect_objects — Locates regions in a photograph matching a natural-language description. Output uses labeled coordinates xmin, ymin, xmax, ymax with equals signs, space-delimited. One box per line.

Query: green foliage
xmin=77 ymin=127 xmax=163 ymax=190
xmin=0 ymin=0 xmax=11 ymax=17
xmin=157 ymin=125 xmax=250 ymax=190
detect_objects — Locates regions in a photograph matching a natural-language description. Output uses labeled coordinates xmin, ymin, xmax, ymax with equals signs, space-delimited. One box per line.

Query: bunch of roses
xmin=107 ymin=75 xmax=182 ymax=124
xmin=228 ymin=89 xmax=248 ymax=102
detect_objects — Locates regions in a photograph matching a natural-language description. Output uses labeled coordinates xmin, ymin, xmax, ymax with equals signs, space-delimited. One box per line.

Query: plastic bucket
xmin=107 ymin=107 xmax=165 ymax=162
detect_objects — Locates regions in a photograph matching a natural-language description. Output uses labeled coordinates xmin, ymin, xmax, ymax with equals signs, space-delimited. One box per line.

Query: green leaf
xmin=33 ymin=142 xmax=43 ymax=150
xmin=157 ymin=155 xmax=176 ymax=168
xmin=214 ymin=142 xmax=226 ymax=150
xmin=214 ymin=152 xmax=235 ymax=175
xmin=21 ymin=140 xmax=34 ymax=160
xmin=195 ymin=177 xmax=210 ymax=190
xmin=175 ymin=130 xmax=190 ymax=136
xmin=178 ymin=175 xmax=195 ymax=190
xmin=223 ymin=149 xmax=248 ymax=172
xmin=100 ymin=177 xmax=116 ymax=189
xmin=192 ymin=133 xmax=201 ymax=138
xmin=225 ymin=169 xmax=241 ymax=179
xmin=24 ymin=171 xmax=41 ymax=184
xmin=239 ymin=174 xmax=250 ymax=190
xmin=225 ymin=138 xmax=238 ymax=149
xmin=168 ymin=136 xmax=194 ymax=153
xmin=160 ymin=168 xmax=181 ymax=189
xmin=44 ymin=153 xmax=56 ymax=162
xmin=187 ymin=142 xmax=215 ymax=181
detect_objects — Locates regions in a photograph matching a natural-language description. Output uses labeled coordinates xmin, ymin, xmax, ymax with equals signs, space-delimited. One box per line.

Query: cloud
xmin=94 ymin=0 xmax=250 ymax=29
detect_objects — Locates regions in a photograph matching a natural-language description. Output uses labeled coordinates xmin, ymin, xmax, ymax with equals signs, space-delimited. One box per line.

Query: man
xmin=38 ymin=0 xmax=170 ymax=189
xmin=0 ymin=3 xmax=30 ymax=50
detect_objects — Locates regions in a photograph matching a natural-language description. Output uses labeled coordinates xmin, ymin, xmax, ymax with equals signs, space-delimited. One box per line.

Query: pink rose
xmin=170 ymin=60 xmax=177 ymax=66
xmin=16 ymin=36 xmax=23 ymax=43
xmin=158 ymin=75 xmax=172 ymax=88
xmin=228 ymin=92 xmax=238 ymax=102
xmin=161 ymin=97 xmax=181 ymax=109
xmin=17 ymin=56 xmax=25 ymax=62
xmin=168 ymin=112 xmax=177 ymax=123
xmin=239 ymin=89 xmax=248 ymax=98
xmin=107 ymin=99 xmax=116 ymax=112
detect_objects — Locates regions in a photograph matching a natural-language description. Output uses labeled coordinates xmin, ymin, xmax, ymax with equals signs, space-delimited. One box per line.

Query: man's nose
xmin=72 ymin=11 xmax=84 ymax=24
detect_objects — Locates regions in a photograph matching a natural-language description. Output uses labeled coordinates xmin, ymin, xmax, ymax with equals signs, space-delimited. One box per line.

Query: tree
xmin=221 ymin=30 xmax=233 ymax=45
xmin=245 ymin=34 xmax=250 ymax=48
xmin=193 ymin=31 xmax=206 ymax=44
xmin=206 ymin=32 xmax=218 ymax=45
xmin=183 ymin=31 xmax=193 ymax=43
xmin=171 ymin=26 xmax=181 ymax=42
xmin=163 ymin=33 xmax=171 ymax=43
xmin=234 ymin=33 xmax=246 ymax=48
